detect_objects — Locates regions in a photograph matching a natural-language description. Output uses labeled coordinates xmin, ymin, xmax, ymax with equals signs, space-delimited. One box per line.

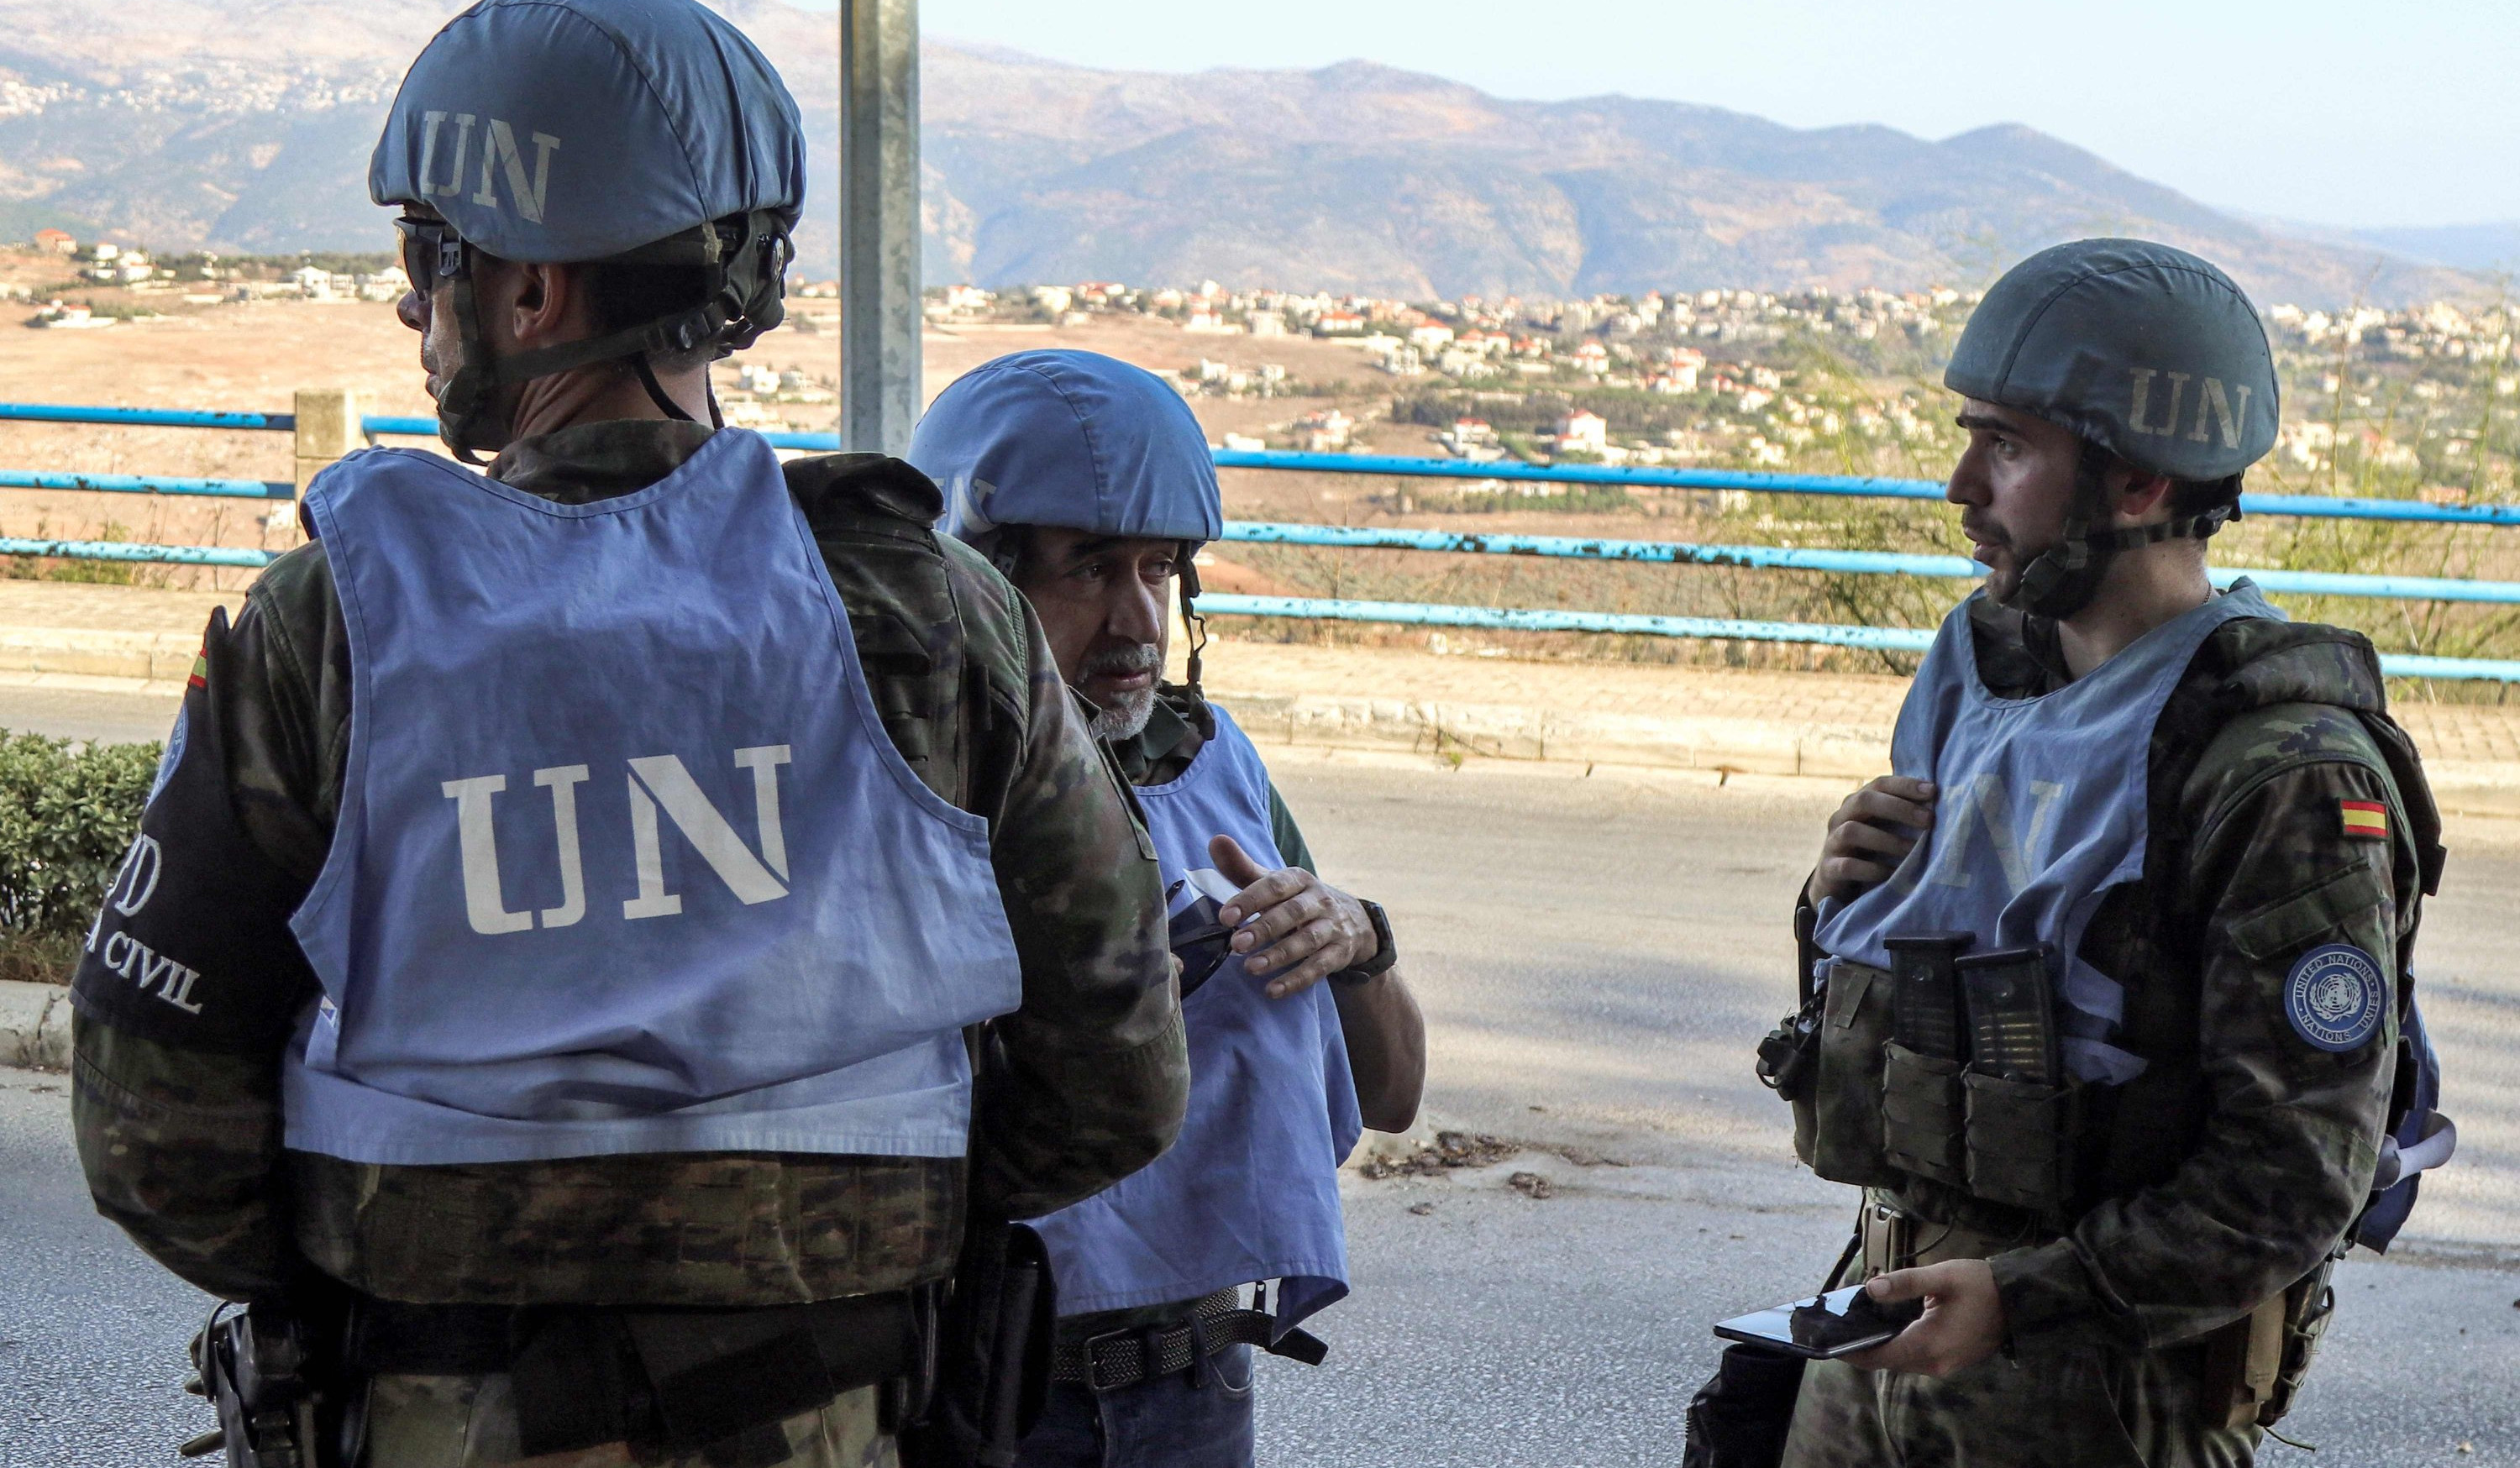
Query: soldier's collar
xmin=487 ymin=419 xmax=717 ymax=506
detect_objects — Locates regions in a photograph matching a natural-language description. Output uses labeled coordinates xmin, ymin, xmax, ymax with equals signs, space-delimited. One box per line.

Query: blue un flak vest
xmin=284 ymin=431 xmax=1023 ymax=1165
xmin=1027 ymin=702 xmax=1362 ymax=1334
xmin=1814 ymin=582 xmax=2281 ymax=1085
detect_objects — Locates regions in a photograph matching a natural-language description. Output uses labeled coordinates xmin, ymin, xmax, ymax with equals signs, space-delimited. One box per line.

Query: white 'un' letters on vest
xmin=440 ymin=745 xmax=793 ymax=935
xmin=1904 ymin=772 xmax=2067 ymax=896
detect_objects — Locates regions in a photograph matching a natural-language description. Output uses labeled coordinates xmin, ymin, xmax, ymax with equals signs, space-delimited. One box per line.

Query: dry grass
xmin=0 ymin=929 xmax=75 ymax=985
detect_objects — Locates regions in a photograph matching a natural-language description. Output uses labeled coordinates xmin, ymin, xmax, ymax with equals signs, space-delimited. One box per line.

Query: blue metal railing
xmin=1200 ymin=595 xmax=1940 ymax=653
xmin=0 ymin=405 xmax=2507 ymax=523
xmin=1221 ymin=522 xmax=2520 ymax=606
xmin=0 ymin=469 xmax=294 ymax=500
xmin=19 ymin=518 xmax=2509 ymax=612
xmin=8 ymin=400 xmax=2520 ymax=679
xmin=1216 ymin=450 xmax=2520 ymax=527
xmin=1197 ymin=594 xmax=2520 ymax=684
xmin=0 ymin=403 xmax=295 ymax=433
xmin=0 ymin=536 xmax=273 ymax=567
xmin=0 ymin=406 xmax=839 ymax=500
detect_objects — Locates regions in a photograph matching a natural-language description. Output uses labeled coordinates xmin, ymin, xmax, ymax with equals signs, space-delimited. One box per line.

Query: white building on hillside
xmin=1555 ymin=410 xmax=1607 ymax=455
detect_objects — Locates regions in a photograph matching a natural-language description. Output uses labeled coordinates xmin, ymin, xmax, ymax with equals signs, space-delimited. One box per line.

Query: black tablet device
xmin=1711 ymin=1284 xmax=1924 ymax=1361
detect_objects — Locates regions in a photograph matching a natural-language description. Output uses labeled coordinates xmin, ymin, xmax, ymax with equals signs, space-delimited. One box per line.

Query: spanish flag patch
xmin=2340 ymin=800 xmax=2388 ymax=841
xmin=187 ymin=646 xmax=207 ymax=689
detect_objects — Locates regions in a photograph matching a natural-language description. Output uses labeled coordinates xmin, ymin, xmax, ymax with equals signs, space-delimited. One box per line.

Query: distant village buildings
xmin=1553 ymin=409 xmax=1608 ymax=457
xmin=901 ymin=269 xmax=2515 ymax=482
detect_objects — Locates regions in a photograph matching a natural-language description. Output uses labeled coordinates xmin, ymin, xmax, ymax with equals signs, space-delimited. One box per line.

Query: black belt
xmin=348 ymin=1290 xmax=923 ymax=1459
xmin=1048 ymin=1290 xmax=1326 ymax=1393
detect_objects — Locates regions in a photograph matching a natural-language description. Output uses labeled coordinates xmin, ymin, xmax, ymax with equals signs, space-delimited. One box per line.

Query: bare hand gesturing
xmin=1807 ymin=775 xmax=1938 ymax=907
xmin=1211 ymin=834 xmax=1377 ymax=999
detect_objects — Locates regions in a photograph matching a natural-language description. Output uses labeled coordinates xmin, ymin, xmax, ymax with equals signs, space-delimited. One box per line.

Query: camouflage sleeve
xmin=72 ymin=1017 xmax=297 ymax=1301
xmin=956 ymin=555 xmax=1185 ymax=1222
xmin=1265 ymin=777 xmax=1316 ymax=875
xmin=69 ymin=565 xmax=333 ymax=1301
xmin=1992 ymin=711 xmax=2402 ymax=1351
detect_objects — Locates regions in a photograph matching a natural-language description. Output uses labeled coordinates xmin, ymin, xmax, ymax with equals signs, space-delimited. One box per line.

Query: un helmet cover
xmin=912 ymin=350 xmax=1225 ymax=546
xmin=370 ymin=0 xmax=806 ymax=263
xmin=1945 ymin=239 xmax=2279 ymax=483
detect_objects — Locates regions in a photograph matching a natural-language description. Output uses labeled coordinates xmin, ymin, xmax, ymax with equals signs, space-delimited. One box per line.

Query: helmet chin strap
xmin=2003 ymin=443 xmax=2238 ymax=619
xmin=1179 ymin=545 xmax=1209 ymax=691
xmin=431 ymin=220 xmax=772 ymax=459
xmin=630 ymin=354 xmax=696 ymax=424
xmin=436 ymin=296 xmax=733 ymax=461
xmin=435 ymin=266 xmax=507 ymax=464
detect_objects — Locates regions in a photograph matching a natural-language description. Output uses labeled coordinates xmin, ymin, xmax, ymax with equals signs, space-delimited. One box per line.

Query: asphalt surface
xmin=3 ymin=687 xmax=2517 ymax=1465
xmin=0 ymin=677 xmax=185 ymax=746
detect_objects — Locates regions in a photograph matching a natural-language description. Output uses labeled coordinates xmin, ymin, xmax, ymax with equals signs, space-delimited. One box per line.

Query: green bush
xmin=0 ymin=731 xmax=160 ymax=981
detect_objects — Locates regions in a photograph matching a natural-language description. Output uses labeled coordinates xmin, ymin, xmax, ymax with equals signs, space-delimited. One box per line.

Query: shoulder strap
xmin=781 ymin=453 xmax=978 ymax=810
xmin=2347 ymin=705 xmax=2449 ymax=1250
xmin=2353 ymin=707 xmax=2446 ymax=899
xmin=2103 ymin=622 xmax=2428 ymax=1192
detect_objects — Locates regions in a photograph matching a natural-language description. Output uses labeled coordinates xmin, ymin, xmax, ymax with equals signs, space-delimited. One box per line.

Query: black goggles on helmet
xmin=391 ymin=216 xmax=468 ymax=290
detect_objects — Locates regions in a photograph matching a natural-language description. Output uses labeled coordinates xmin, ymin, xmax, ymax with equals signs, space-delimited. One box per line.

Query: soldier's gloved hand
xmin=1211 ymin=834 xmax=1377 ymax=1000
xmin=1807 ymin=775 xmax=1938 ymax=907
xmin=1840 ymin=1259 xmax=2005 ymax=1379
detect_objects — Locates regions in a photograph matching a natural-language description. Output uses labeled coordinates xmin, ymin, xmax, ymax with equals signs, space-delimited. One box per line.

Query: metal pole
xmin=839 ymin=0 xmax=921 ymax=456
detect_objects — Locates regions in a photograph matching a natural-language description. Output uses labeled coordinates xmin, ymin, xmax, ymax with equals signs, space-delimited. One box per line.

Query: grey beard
xmin=1087 ymin=685 xmax=1157 ymax=741
xmin=1080 ymin=644 xmax=1161 ymax=741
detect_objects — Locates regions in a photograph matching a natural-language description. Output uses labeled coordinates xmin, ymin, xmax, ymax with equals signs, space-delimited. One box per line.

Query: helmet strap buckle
xmin=1179 ymin=546 xmax=1208 ymax=691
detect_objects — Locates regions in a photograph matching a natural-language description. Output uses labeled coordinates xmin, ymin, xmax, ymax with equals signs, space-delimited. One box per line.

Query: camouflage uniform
xmin=69 ymin=422 xmax=1189 ymax=1459
xmin=1779 ymin=600 xmax=2441 ymax=1468
xmin=358 ymin=1378 xmax=897 ymax=1468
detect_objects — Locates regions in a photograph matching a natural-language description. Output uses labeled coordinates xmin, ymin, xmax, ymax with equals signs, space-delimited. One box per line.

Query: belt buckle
xmin=1080 ymin=1328 xmax=1141 ymax=1394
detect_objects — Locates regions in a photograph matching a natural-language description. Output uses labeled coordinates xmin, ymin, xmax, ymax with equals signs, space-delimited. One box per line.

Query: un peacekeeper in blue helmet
xmin=911 ymin=349 xmax=1429 ymax=1468
xmin=1939 ymin=237 xmax=2280 ymax=619
xmin=67 ymin=8 xmax=1190 ymax=1467
xmin=369 ymin=0 xmax=806 ymax=456
xmin=1736 ymin=240 xmax=2450 ymax=1468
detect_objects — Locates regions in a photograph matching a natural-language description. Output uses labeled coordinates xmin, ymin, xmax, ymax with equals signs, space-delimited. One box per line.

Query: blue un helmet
xmin=1944 ymin=239 xmax=2281 ymax=618
xmin=910 ymin=350 xmax=1225 ymax=683
xmin=370 ymin=0 xmax=806 ymax=456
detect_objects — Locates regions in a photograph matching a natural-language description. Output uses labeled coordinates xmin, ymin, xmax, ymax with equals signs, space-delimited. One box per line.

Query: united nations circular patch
xmin=2284 ymin=944 xmax=2386 ymax=1053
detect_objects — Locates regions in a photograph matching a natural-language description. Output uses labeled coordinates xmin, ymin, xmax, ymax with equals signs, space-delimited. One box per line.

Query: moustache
xmin=1080 ymin=644 xmax=1160 ymax=679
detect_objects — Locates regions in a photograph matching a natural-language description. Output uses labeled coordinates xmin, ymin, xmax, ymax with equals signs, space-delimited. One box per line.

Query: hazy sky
xmin=790 ymin=0 xmax=2517 ymax=230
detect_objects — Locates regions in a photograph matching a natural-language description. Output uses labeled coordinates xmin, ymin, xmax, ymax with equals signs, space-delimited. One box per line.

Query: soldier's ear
xmin=507 ymin=260 xmax=575 ymax=349
xmin=2112 ymin=467 xmax=2178 ymax=526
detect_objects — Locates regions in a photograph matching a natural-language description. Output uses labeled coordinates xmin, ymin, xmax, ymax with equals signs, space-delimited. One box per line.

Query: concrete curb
xmin=4 ymin=592 xmax=2517 ymax=811
xmin=0 ymin=978 xmax=71 ymax=1071
xmin=1210 ymin=688 xmax=2520 ymax=815
xmin=1208 ymin=689 xmax=1890 ymax=780
xmin=0 ymin=626 xmax=202 ymax=682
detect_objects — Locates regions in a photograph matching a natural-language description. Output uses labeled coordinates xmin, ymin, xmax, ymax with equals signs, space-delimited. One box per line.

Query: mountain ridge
xmin=918 ymin=42 xmax=2475 ymax=307
xmin=0 ymin=2 xmax=2479 ymax=308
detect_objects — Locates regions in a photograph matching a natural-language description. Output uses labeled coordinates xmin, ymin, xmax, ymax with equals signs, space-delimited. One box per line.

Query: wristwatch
xmin=1331 ymin=899 xmax=1398 ymax=986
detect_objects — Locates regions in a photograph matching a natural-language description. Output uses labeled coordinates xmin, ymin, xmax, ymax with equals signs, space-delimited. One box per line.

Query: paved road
xmin=1254 ymin=748 xmax=2520 ymax=1467
xmin=0 ymin=674 xmax=186 ymax=745
xmin=3 ymin=689 xmax=2517 ymax=1464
